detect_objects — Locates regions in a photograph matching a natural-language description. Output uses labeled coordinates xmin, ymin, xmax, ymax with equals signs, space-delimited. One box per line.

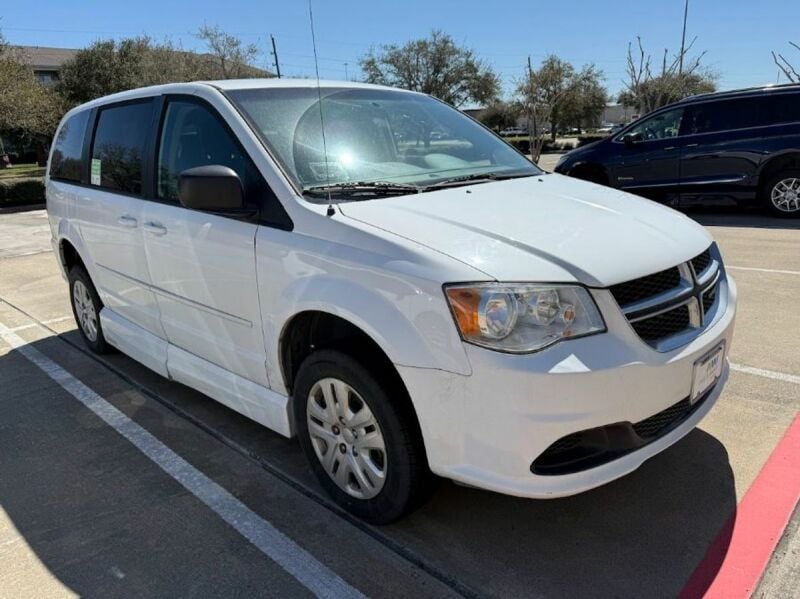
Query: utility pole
xmin=344 ymin=62 xmax=349 ymax=81
xmin=270 ymin=35 xmax=282 ymax=78
xmin=679 ymin=0 xmax=689 ymax=74
xmin=527 ymin=55 xmax=539 ymax=163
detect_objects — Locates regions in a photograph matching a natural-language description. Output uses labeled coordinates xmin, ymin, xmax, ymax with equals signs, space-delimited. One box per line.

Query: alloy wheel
xmin=306 ymin=377 xmax=387 ymax=499
xmin=73 ymin=280 xmax=98 ymax=342
xmin=771 ymin=177 xmax=800 ymax=213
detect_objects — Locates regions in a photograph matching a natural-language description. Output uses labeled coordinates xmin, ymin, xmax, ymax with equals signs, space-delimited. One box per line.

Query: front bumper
xmin=398 ymin=275 xmax=737 ymax=499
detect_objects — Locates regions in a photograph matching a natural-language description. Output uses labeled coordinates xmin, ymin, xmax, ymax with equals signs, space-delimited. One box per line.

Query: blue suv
xmin=553 ymin=84 xmax=800 ymax=217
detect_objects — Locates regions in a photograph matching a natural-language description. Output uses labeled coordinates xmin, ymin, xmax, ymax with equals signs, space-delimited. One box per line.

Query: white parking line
xmin=8 ymin=316 xmax=73 ymax=333
xmin=0 ymin=321 xmax=364 ymax=599
xmin=731 ymin=362 xmax=800 ymax=385
xmin=727 ymin=265 xmax=800 ymax=276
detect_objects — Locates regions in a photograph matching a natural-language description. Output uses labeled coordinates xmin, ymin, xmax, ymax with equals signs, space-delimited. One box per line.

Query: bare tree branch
xmin=771 ymin=42 xmax=800 ymax=82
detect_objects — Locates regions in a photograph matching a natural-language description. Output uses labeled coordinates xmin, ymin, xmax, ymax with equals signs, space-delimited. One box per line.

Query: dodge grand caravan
xmin=47 ymin=80 xmax=737 ymax=523
xmin=554 ymin=84 xmax=800 ymax=216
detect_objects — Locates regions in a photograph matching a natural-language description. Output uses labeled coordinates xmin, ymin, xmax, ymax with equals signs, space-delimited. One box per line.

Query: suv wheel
xmin=293 ymin=350 xmax=434 ymax=523
xmin=764 ymin=171 xmax=800 ymax=217
xmin=69 ymin=266 xmax=111 ymax=354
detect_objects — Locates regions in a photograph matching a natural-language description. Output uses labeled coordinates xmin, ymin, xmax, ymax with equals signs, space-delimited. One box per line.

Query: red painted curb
xmin=680 ymin=413 xmax=800 ymax=599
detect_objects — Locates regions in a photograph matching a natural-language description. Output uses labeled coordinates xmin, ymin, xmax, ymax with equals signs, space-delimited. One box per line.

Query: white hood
xmin=338 ymin=174 xmax=712 ymax=287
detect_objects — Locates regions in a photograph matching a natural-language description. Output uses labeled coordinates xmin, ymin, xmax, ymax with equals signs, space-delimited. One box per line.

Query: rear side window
xmin=682 ymin=98 xmax=763 ymax=135
xmin=50 ymin=111 xmax=89 ymax=182
xmin=763 ymin=93 xmax=800 ymax=125
xmin=91 ymin=100 xmax=154 ymax=195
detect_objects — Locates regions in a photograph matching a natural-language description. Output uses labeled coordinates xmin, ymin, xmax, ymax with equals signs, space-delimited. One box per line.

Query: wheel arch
xmin=567 ymin=162 xmax=610 ymax=185
xmin=58 ymin=237 xmax=87 ymax=274
xmin=279 ymin=310 xmax=429 ymax=461
xmin=757 ymin=151 xmax=800 ymax=193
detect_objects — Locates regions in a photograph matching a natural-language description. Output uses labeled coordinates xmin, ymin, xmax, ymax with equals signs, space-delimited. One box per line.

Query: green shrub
xmin=0 ymin=178 xmax=45 ymax=206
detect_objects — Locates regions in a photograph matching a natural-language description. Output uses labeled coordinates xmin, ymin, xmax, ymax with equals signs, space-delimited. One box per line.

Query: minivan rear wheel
xmin=764 ymin=170 xmax=800 ymax=217
xmin=293 ymin=350 xmax=434 ymax=523
xmin=69 ymin=266 xmax=111 ymax=354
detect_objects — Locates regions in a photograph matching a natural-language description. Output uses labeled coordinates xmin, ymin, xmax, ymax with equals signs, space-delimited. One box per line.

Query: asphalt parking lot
xmin=1 ymin=205 xmax=798 ymax=598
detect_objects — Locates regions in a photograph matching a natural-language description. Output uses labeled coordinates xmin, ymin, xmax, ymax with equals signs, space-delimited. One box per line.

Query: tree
xmin=477 ymin=101 xmax=521 ymax=131
xmin=516 ymin=55 xmax=606 ymax=160
xmin=58 ymin=38 xmax=153 ymax=105
xmin=560 ymin=73 xmax=608 ymax=133
xmin=195 ymin=25 xmax=260 ymax=79
xmin=619 ymin=36 xmax=716 ymax=114
xmin=0 ymin=33 xmax=64 ymax=160
xmin=58 ymin=31 xmax=266 ymax=106
xmin=772 ymin=42 xmax=799 ymax=82
xmin=360 ymin=30 xmax=500 ymax=107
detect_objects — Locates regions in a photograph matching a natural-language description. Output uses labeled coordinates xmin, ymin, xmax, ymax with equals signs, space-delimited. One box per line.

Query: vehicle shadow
xmin=94 ymin=332 xmax=738 ymax=599
xmin=683 ymin=206 xmax=800 ymax=230
xmin=391 ymin=429 xmax=735 ymax=598
xmin=0 ymin=332 xmax=737 ymax=598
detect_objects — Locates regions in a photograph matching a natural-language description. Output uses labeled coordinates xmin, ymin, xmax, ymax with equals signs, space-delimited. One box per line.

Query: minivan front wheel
xmin=293 ymin=350 xmax=433 ymax=523
xmin=69 ymin=266 xmax=111 ymax=354
xmin=764 ymin=171 xmax=800 ymax=217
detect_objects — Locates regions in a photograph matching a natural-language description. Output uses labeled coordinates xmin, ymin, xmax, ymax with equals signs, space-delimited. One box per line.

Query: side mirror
xmin=622 ymin=132 xmax=642 ymax=146
xmin=178 ymin=165 xmax=244 ymax=211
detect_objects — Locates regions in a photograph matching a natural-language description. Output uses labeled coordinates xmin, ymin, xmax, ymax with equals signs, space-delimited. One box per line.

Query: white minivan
xmin=47 ymin=80 xmax=736 ymax=523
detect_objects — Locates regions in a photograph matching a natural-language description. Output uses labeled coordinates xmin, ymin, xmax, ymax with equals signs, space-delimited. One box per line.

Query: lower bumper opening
xmin=530 ymin=387 xmax=715 ymax=476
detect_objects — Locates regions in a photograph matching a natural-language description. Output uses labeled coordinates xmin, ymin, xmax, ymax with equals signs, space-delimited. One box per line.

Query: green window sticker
xmin=90 ymin=159 xmax=101 ymax=186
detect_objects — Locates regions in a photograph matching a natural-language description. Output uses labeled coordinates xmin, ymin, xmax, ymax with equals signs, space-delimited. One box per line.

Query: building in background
xmin=601 ymin=103 xmax=638 ymax=125
xmin=17 ymin=46 xmax=79 ymax=86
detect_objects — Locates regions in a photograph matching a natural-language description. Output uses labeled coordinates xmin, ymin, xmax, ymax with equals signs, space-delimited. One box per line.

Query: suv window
xmin=91 ymin=100 xmax=154 ymax=195
xmin=50 ymin=110 xmax=89 ymax=182
xmin=625 ymin=107 xmax=684 ymax=141
xmin=682 ymin=97 xmax=763 ymax=135
xmin=763 ymin=92 xmax=800 ymax=125
xmin=157 ymin=100 xmax=260 ymax=205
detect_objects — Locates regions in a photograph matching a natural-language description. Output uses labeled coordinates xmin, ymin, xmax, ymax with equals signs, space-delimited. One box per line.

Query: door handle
xmin=685 ymin=143 xmax=699 ymax=148
xmin=117 ymin=215 xmax=138 ymax=228
xmin=143 ymin=222 xmax=168 ymax=236
xmin=664 ymin=146 xmax=677 ymax=151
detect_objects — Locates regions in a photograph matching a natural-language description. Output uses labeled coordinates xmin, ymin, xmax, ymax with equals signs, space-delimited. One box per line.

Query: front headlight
xmin=445 ymin=283 xmax=606 ymax=353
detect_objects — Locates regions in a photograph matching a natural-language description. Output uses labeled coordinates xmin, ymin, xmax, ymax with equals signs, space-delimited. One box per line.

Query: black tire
xmin=68 ymin=265 xmax=111 ymax=354
xmin=293 ymin=350 xmax=434 ymax=524
xmin=762 ymin=170 xmax=800 ymax=217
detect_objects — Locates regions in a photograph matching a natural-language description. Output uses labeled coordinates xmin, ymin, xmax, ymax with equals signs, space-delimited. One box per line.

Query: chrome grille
xmin=610 ymin=245 xmax=722 ymax=350
xmin=609 ymin=267 xmax=682 ymax=306
xmin=691 ymin=249 xmax=712 ymax=277
xmin=631 ymin=304 xmax=691 ymax=340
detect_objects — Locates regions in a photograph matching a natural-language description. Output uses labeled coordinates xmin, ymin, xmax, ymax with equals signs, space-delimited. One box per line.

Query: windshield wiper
xmin=422 ymin=171 xmax=536 ymax=190
xmin=303 ymin=181 xmax=420 ymax=197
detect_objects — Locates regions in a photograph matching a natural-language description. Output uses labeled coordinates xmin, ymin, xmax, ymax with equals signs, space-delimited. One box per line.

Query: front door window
xmin=624 ymin=108 xmax=685 ymax=142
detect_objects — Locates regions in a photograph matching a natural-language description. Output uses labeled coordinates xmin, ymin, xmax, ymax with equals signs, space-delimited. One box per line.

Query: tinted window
xmin=763 ymin=93 xmax=800 ymax=125
xmin=682 ymin=98 xmax=763 ymax=135
xmin=50 ymin=110 xmax=89 ymax=182
xmin=626 ymin=107 xmax=684 ymax=140
xmin=91 ymin=101 xmax=154 ymax=194
xmin=157 ymin=100 xmax=263 ymax=208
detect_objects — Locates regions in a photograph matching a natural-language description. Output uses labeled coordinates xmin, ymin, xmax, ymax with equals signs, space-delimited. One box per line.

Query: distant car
xmin=610 ymin=123 xmax=625 ymax=135
xmin=499 ymin=127 xmax=527 ymax=137
xmin=554 ymin=84 xmax=800 ymax=216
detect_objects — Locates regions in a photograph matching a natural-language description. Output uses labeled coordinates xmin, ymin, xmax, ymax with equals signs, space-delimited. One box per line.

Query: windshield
xmin=227 ymin=87 xmax=541 ymax=199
